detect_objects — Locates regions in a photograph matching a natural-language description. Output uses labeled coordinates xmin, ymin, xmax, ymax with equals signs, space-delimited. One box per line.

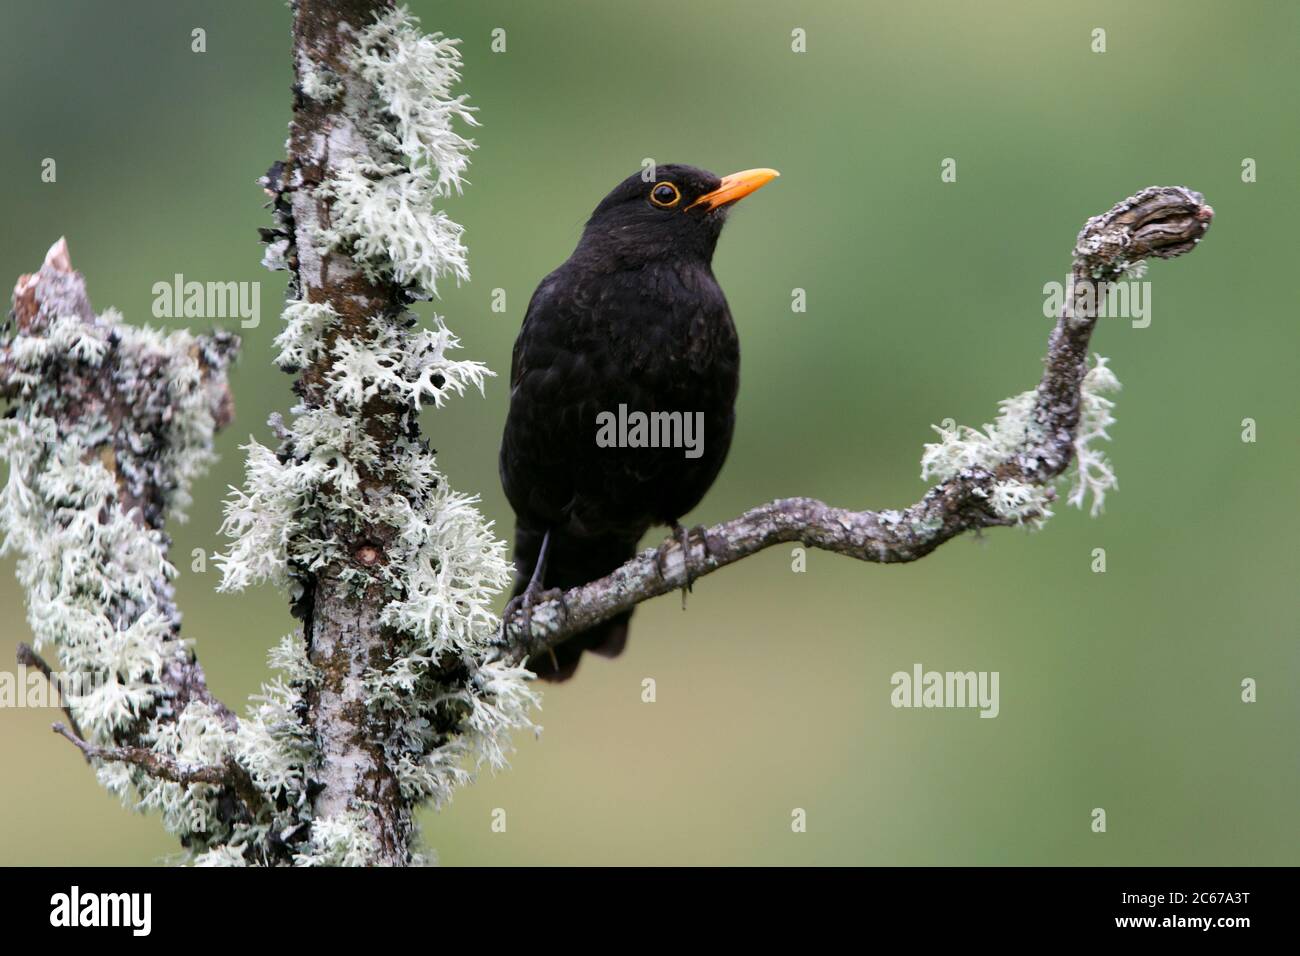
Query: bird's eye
xmin=650 ymin=182 xmax=681 ymax=208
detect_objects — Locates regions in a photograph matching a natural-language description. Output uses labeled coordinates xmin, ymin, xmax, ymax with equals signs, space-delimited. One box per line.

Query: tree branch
xmin=16 ymin=642 xmax=85 ymax=745
xmin=3 ymin=240 xmax=238 ymax=722
xmin=51 ymin=723 xmax=268 ymax=819
xmin=2 ymin=237 xmax=242 ymax=837
xmin=500 ymin=186 xmax=1213 ymax=663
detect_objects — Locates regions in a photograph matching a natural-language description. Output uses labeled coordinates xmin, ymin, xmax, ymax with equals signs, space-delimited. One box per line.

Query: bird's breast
xmin=592 ymin=262 xmax=737 ymax=382
xmin=503 ymin=257 xmax=740 ymax=534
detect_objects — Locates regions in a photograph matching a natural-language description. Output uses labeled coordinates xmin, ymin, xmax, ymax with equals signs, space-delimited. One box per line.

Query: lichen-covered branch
xmin=51 ymin=722 xmax=268 ymax=819
xmin=502 ymin=186 xmax=1213 ymax=663
xmin=53 ymin=721 xmax=229 ymax=785
xmin=1 ymin=238 xmax=246 ymax=849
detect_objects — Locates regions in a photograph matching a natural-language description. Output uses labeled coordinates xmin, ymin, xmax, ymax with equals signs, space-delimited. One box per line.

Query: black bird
xmin=500 ymin=163 xmax=778 ymax=680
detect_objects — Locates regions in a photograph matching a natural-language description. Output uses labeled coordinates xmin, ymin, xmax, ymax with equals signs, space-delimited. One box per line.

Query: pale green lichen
xmin=273 ymin=300 xmax=337 ymax=370
xmin=0 ymin=310 xmax=240 ymax=854
xmin=921 ymin=354 xmax=1121 ymax=526
xmin=1119 ymin=259 xmax=1148 ymax=280
xmin=319 ymin=161 xmax=470 ymax=297
xmin=988 ymin=478 xmax=1054 ymax=525
xmin=1067 ymin=356 xmax=1121 ymax=516
xmin=299 ymin=58 xmax=343 ymax=103
xmin=295 ymin=808 xmax=380 ymax=867
xmin=316 ymin=6 xmax=477 ymax=300
xmin=352 ymin=11 xmax=478 ymax=195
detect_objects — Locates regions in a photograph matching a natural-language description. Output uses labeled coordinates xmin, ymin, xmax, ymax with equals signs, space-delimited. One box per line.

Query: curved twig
xmin=500 ymin=186 xmax=1213 ymax=664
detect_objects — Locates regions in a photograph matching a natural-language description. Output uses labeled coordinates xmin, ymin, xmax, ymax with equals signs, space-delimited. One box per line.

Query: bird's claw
xmin=656 ymin=522 xmax=713 ymax=609
xmin=539 ymin=586 xmax=570 ymax=627
xmin=654 ymin=537 xmax=673 ymax=582
xmin=690 ymin=524 xmax=717 ymax=562
xmin=503 ymin=584 xmax=542 ymax=639
xmin=501 ymin=590 xmax=533 ymax=640
xmin=503 ymin=583 xmax=569 ymax=641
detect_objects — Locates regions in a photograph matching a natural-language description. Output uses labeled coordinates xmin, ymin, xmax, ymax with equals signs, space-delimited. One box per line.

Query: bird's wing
xmin=510 ymin=272 xmax=565 ymax=389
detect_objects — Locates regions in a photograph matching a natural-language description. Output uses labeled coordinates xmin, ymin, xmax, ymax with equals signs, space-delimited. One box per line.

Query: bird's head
xmin=578 ymin=163 xmax=778 ymax=264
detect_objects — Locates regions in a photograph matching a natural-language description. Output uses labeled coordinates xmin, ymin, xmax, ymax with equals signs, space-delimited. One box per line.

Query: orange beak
xmin=687 ymin=167 xmax=780 ymax=211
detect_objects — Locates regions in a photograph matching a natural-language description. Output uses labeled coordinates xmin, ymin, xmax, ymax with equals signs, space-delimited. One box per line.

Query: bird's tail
xmin=510 ymin=520 xmax=639 ymax=682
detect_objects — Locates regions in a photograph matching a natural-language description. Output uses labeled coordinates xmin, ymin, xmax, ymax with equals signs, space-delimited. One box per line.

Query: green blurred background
xmin=1 ymin=0 xmax=1295 ymax=866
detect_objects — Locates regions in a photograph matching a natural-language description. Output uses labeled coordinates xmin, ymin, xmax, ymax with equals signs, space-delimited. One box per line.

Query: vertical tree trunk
xmin=284 ymin=0 xmax=408 ymax=865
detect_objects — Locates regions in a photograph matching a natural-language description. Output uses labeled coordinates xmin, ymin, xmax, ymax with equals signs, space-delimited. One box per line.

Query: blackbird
xmin=500 ymin=163 xmax=778 ymax=680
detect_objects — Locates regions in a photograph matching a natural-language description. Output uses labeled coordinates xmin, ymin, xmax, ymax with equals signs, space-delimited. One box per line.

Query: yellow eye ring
xmin=649 ymin=181 xmax=681 ymax=208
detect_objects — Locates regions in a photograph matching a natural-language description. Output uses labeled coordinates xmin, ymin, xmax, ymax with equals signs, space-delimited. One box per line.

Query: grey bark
xmin=274 ymin=0 xmax=410 ymax=864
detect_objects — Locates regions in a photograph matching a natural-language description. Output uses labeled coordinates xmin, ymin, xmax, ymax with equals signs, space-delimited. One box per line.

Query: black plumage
xmin=500 ymin=163 xmax=777 ymax=680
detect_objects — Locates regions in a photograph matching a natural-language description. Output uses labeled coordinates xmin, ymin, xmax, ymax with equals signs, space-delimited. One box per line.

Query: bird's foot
xmin=501 ymin=588 xmax=534 ymax=640
xmin=683 ymin=524 xmax=719 ymax=606
xmin=503 ymin=582 xmax=567 ymax=641
xmin=538 ymin=587 xmax=572 ymax=671
xmin=656 ymin=522 xmax=714 ymax=609
xmin=654 ymin=535 xmax=673 ymax=583
xmin=540 ymin=586 xmax=570 ymax=627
